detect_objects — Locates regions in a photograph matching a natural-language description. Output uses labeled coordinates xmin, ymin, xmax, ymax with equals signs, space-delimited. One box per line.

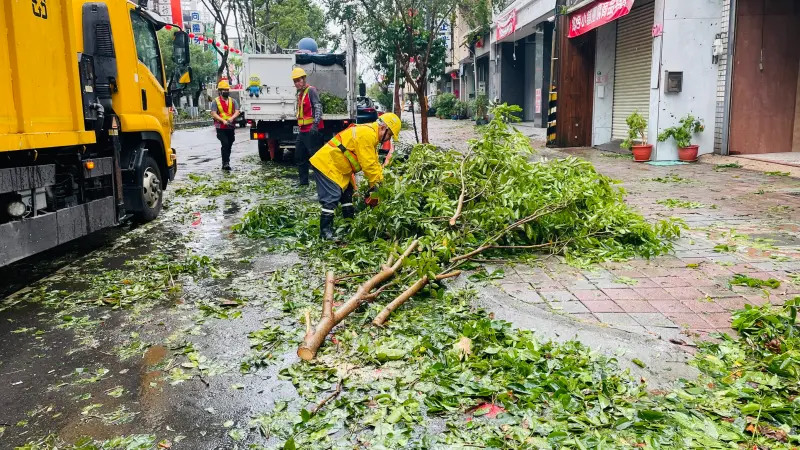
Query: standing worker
xmin=210 ymin=80 xmax=241 ymax=171
xmin=293 ymin=68 xmax=324 ymax=186
xmin=310 ymin=113 xmax=401 ymax=240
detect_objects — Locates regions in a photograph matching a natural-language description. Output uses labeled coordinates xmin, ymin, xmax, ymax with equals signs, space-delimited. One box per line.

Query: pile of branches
xmin=289 ymin=105 xmax=681 ymax=359
xmin=319 ymin=92 xmax=348 ymax=115
xmin=348 ymin=104 xmax=681 ymax=267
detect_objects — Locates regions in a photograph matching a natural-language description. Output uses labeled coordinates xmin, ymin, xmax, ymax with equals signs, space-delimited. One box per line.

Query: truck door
xmin=129 ymin=10 xmax=172 ymax=151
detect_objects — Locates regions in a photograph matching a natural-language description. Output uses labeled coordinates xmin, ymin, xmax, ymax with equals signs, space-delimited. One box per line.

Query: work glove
xmin=365 ymin=185 xmax=379 ymax=208
xmin=310 ymin=123 xmax=320 ymax=138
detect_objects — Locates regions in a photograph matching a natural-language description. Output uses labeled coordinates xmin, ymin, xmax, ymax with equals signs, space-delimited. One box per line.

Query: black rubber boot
xmin=320 ymin=213 xmax=335 ymax=240
xmin=342 ymin=205 xmax=355 ymax=220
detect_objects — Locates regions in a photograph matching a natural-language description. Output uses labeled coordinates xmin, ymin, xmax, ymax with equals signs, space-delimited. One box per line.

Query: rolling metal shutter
xmin=611 ymin=2 xmax=655 ymax=141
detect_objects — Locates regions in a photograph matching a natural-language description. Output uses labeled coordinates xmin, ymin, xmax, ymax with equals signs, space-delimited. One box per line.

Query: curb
xmin=175 ymin=120 xmax=213 ymax=130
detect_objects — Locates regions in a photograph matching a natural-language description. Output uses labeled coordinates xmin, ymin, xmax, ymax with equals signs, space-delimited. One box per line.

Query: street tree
xmin=200 ymin=0 xmax=233 ymax=79
xmin=159 ymin=30 xmax=220 ymax=106
xmin=232 ymin=0 xmax=330 ymax=52
xmin=326 ymin=0 xmax=462 ymax=143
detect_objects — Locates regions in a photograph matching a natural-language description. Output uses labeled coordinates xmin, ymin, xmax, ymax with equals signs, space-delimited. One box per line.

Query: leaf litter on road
xmin=10 ymin=105 xmax=800 ymax=449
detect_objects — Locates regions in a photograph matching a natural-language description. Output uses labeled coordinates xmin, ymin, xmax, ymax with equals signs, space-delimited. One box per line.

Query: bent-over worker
xmin=310 ymin=113 xmax=401 ymax=240
xmin=210 ymin=80 xmax=241 ymax=171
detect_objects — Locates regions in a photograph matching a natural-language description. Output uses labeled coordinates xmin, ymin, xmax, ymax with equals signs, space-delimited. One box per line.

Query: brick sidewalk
xmin=425 ymin=119 xmax=800 ymax=344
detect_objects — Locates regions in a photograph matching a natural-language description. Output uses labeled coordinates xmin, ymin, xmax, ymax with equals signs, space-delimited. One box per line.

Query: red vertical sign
xmin=170 ymin=0 xmax=183 ymax=27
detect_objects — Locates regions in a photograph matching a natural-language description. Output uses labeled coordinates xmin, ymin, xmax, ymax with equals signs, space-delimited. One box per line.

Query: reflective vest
xmin=327 ymin=125 xmax=361 ymax=173
xmin=297 ymin=86 xmax=314 ymax=126
xmin=215 ymin=96 xmax=234 ymax=121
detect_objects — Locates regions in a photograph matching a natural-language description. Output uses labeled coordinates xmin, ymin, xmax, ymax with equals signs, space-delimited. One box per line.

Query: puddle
xmin=143 ymin=345 xmax=168 ymax=366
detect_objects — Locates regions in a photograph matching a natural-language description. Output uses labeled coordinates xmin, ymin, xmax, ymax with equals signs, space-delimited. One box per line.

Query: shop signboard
xmin=568 ymin=0 xmax=635 ymax=38
xmin=495 ymin=9 xmax=517 ymax=41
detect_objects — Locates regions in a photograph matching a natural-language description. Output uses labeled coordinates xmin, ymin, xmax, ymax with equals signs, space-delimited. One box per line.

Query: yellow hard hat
xmin=291 ymin=67 xmax=307 ymax=80
xmin=217 ymin=80 xmax=231 ymax=90
xmin=378 ymin=113 xmax=402 ymax=139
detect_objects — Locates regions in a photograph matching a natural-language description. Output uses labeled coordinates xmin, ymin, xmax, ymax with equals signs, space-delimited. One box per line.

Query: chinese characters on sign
xmin=496 ymin=9 xmax=517 ymax=41
xmin=568 ymin=0 xmax=635 ymax=38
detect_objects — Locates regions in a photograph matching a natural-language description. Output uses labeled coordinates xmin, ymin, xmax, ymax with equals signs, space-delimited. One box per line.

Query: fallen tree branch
xmin=298 ymin=240 xmax=419 ymax=360
xmin=449 ymin=201 xmax=573 ymax=263
xmin=449 ymin=150 xmax=471 ymax=226
xmin=298 ymin=272 xmax=335 ymax=361
xmin=372 ymin=270 xmax=462 ymax=326
xmin=310 ymin=379 xmax=343 ymax=416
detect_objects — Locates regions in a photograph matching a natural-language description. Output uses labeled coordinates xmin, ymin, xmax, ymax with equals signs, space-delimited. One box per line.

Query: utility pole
xmin=393 ymin=58 xmax=400 ymax=116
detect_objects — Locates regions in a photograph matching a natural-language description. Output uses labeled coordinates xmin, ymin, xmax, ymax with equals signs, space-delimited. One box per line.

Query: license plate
xmin=293 ymin=126 xmax=299 ymax=134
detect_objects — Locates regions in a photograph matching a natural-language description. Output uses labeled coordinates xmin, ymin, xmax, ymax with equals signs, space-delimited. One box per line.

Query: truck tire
xmin=258 ymin=140 xmax=271 ymax=162
xmin=134 ymin=156 xmax=163 ymax=222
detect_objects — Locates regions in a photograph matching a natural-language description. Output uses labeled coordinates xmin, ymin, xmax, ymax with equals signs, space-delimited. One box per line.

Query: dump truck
xmin=0 ymin=0 xmax=191 ymax=266
xmin=242 ymin=34 xmax=358 ymax=162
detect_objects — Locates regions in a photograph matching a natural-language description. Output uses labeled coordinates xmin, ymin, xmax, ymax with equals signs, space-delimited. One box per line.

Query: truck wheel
xmin=258 ymin=140 xmax=271 ymax=162
xmin=135 ymin=156 xmax=163 ymax=222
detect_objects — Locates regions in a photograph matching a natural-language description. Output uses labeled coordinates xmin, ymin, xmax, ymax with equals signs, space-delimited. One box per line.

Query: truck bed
xmin=242 ymin=52 xmax=353 ymax=123
xmin=0 ymin=0 xmax=96 ymax=151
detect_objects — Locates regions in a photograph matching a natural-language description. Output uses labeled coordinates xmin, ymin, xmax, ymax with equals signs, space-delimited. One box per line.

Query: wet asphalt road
xmin=0 ymin=127 xmax=303 ymax=449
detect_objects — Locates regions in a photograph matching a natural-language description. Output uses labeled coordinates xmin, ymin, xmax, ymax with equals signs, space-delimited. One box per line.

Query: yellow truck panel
xmin=0 ymin=0 xmax=96 ymax=150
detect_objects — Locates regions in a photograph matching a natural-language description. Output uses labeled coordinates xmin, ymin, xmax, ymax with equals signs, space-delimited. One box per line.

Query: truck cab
xmin=0 ymin=0 xmax=191 ymax=266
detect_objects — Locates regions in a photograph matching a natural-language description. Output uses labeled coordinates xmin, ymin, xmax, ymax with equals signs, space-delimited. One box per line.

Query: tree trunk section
xmin=372 ymin=271 xmax=461 ymax=326
xmin=297 ymin=241 xmax=419 ymax=360
xmin=417 ymin=87 xmax=429 ymax=143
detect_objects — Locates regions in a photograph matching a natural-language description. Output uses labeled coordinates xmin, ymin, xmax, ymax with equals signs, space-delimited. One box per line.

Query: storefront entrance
xmin=728 ymin=0 xmax=800 ymax=154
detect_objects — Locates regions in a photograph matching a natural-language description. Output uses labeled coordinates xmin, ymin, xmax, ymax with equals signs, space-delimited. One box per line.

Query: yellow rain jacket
xmin=310 ymin=123 xmax=384 ymax=189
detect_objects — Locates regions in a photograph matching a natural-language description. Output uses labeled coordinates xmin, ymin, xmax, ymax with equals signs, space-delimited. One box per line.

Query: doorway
xmin=728 ymin=0 xmax=800 ymax=154
xmin=555 ymin=27 xmax=596 ymax=147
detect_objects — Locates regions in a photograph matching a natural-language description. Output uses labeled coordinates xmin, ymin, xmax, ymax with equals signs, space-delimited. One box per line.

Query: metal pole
xmin=393 ymin=58 xmax=399 ymax=115
xmin=720 ymin=0 xmax=737 ymax=155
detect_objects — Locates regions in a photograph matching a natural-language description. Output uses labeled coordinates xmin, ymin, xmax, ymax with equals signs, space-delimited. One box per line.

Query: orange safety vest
xmin=297 ymin=87 xmax=314 ymax=126
xmin=215 ymin=96 xmax=234 ymax=121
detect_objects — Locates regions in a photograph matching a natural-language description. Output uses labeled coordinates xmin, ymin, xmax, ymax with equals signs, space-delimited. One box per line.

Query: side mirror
xmin=172 ymin=30 xmax=190 ymax=66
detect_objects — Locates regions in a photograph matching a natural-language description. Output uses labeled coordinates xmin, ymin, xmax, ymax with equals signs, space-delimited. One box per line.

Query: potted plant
xmin=657 ymin=114 xmax=705 ymax=162
xmin=620 ymin=110 xmax=651 ymax=162
xmin=473 ymin=94 xmax=489 ymax=125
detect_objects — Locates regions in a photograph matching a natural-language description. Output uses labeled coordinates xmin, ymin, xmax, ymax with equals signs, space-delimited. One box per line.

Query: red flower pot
xmin=678 ymin=145 xmax=699 ymax=162
xmin=631 ymin=144 xmax=653 ymax=162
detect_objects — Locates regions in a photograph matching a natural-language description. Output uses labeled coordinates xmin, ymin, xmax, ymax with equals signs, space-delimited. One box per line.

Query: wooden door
xmin=556 ymin=18 xmax=595 ymax=148
xmin=729 ymin=0 xmax=800 ymax=154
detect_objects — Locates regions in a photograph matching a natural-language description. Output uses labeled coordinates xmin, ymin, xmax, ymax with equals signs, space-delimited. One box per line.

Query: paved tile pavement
xmin=425 ymin=118 xmax=800 ymax=344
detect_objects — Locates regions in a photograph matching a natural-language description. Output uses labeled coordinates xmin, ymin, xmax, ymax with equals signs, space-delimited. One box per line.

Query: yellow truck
xmin=0 ymin=0 xmax=191 ymax=266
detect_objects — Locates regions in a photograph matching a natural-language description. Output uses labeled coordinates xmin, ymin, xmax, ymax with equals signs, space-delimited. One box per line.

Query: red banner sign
xmin=496 ymin=9 xmax=517 ymax=41
xmin=569 ymin=0 xmax=635 ymax=38
xmin=170 ymin=0 xmax=183 ymax=27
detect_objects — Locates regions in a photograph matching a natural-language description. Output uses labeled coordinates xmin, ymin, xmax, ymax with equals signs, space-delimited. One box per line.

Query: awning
xmin=568 ymin=0 xmax=635 ymax=38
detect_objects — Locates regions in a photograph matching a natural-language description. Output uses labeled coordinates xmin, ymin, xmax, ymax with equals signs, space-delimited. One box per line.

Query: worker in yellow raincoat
xmin=310 ymin=113 xmax=402 ymax=240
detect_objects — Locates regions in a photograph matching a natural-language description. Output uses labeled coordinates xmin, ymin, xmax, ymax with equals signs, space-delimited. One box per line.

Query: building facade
xmin=554 ymin=0 xmax=724 ymax=160
xmin=554 ymin=0 xmax=800 ymax=160
xmin=489 ymin=0 xmax=557 ymax=126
